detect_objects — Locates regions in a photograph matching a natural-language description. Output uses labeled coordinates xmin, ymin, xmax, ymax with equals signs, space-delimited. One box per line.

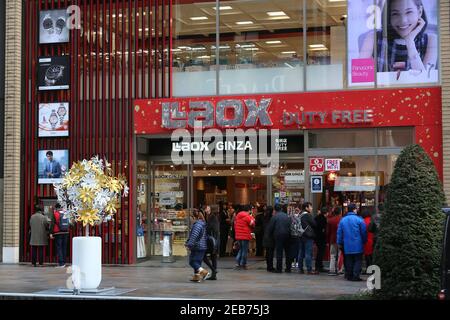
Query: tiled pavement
xmin=0 ymin=257 xmax=368 ymax=300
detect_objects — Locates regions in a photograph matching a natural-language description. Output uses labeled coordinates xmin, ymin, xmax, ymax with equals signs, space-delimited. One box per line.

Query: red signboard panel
xmin=134 ymin=87 xmax=443 ymax=177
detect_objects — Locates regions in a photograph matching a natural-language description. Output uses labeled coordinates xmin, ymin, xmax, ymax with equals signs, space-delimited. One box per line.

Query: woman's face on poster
xmin=390 ymin=0 xmax=423 ymax=38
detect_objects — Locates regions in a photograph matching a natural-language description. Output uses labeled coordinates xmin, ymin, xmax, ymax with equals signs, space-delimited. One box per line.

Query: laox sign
xmin=162 ymin=99 xmax=273 ymax=129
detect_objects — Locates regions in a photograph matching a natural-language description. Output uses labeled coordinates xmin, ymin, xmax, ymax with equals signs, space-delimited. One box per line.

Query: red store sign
xmin=134 ymin=87 xmax=443 ymax=177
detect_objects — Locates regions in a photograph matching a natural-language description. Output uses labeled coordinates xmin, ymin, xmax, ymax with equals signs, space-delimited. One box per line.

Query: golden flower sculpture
xmin=54 ymin=156 xmax=129 ymax=228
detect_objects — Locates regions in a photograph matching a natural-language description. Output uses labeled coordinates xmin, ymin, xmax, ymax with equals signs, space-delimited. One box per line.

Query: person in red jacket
xmin=362 ymin=210 xmax=374 ymax=273
xmin=234 ymin=204 xmax=255 ymax=270
xmin=49 ymin=203 xmax=70 ymax=268
xmin=326 ymin=206 xmax=342 ymax=276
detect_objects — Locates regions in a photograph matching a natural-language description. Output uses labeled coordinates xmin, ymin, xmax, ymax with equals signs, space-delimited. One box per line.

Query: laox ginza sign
xmin=162 ymin=98 xmax=374 ymax=129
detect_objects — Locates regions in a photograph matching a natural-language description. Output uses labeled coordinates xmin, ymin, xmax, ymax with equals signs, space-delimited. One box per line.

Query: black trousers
xmin=219 ymin=229 xmax=228 ymax=256
xmin=265 ymin=247 xmax=275 ymax=271
xmin=275 ymin=236 xmax=291 ymax=272
xmin=255 ymin=233 xmax=264 ymax=256
xmin=345 ymin=253 xmax=363 ymax=280
xmin=315 ymin=240 xmax=326 ymax=271
xmin=203 ymin=252 xmax=218 ymax=274
xmin=31 ymin=246 xmax=44 ymax=265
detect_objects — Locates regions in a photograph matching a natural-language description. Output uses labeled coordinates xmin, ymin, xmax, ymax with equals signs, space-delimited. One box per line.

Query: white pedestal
xmin=72 ymin=237 xmax=102 ymax=290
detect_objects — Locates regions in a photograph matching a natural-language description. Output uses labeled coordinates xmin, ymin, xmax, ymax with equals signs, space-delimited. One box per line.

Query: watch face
xmin=45 ymin=65 xmax=64 ymax=81
xmin=55 ymin=17 xmax=66 ymax=35
xmin=43 ymin=15 xmax=54 ymax=34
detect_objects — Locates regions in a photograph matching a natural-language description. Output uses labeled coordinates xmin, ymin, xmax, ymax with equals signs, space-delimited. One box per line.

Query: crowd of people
xmin=185 ymin=200 xmax=382 ymax=283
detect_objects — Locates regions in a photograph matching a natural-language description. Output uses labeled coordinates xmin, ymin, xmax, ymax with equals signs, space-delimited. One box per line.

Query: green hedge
xmin=373 ymin=144 xmax=445 ymax=299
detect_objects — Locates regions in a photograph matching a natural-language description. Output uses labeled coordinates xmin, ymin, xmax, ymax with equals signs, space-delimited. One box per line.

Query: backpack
xmin=58 ymin=211 xmax=70 ymax=232
xmin=297 ymin=213 xmax=310 ymax=238
xmin=290 ymin=214 xmax=303 ymax=238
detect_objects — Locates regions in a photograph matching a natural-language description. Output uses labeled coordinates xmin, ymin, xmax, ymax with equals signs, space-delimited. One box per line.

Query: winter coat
xmin=300 ymin=212 xmax=316 ymax=240
xmin=363 ymin=216 xmax=374 ymax=256
xmin=337 ymin=212 xmax=367 ymax=254
xmin=206 ymin=214 xmax=220 ymax=240
xmin=29 ymin=212 xmax=49 ymax=246
xmin=314 ymin=214 xmax=327 ymax=243
xmin=254 ymin=213 xmax=264 ymax=235
xmin=326 ymin=215 xmax=341 ymax=244
xmin=50 ymin=210 xmax=69 ymax=235
xmin=219 ymin=209 xmax=229 ymax=234
xmin=266 ymin=211 xmax=291 ymax=239
xmin=234 ymin=211 xmax=255 ymax=241
xmin=262 ymin=215 xmax=274 ymax=248
xmin=185 ymin=220 xmax=207 ymax=251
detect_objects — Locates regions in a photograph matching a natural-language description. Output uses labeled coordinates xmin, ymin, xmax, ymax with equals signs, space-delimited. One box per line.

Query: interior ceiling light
xmin=309 ymin=47 xmax=328 ymax=51
xmin=267 ymin=11 xmax=286 ymax=16
xmin=265 ymin=40 xmax=282 ymax=44
xmin=239 ymin=43 xmax=255 ymax=48
xmin=236 ymin=21 xmax=253 ymax=25
xmin=281 ymin=51 xmax=296 ymax=54
xmin=309 ymin=44 xmax=326 ymax=48
xmin=269 ymin=16 xmax=290 ymax=20
xmin=190 ymin=16 xmax=208 ymax=21
xmin=213 ymin=6 xmax=233 ymax=10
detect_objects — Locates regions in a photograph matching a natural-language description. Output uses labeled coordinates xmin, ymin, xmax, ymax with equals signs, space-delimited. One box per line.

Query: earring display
xmin=38 ymin=56 xmax=70 ymax=91
xmin=39 ymin=9 xmax=69 ymax=44
xmin=39 ymin=102 xmax=69 ymax=137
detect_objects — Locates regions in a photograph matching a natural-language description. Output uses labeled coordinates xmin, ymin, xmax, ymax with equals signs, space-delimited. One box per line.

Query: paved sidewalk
xmin=0 ymin=258 xmax=368 ymax=300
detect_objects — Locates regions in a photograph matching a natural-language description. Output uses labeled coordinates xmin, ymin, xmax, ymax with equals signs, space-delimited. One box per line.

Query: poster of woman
xmin=38 ymin=102 xmax=69 ymax=137
xmin=348 ymin=0 xmax=438 ymax=87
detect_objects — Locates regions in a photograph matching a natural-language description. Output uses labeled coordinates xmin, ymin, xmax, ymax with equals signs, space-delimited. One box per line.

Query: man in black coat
xmin=314 ymin=207 xmax=328 ymax=273
xmin=266 ymin=203 xmax=292 ymax=273
xmin=299 ymin=202 xmax=316 ymax=274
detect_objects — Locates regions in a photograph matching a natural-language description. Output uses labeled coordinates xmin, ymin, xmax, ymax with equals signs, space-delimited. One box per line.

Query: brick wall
xmin=2 ymin=0 xmax=22 ymax=256
xmin=441 ymin=0 xmax=450 ymax=201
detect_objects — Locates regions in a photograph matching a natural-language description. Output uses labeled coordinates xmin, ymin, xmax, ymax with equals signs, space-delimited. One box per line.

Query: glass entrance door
xmin=149 ymin=163 xmax=190 ymax=257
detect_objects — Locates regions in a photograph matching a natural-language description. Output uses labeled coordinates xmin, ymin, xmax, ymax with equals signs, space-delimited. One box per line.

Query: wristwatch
xmin=42 ymin=13 xmax=54 ymax=35
xmin=55 ymin=16 xmax=66 ymax=35
xmin=49 ymin=109 xmax=59 ymax=130
xmin=44 ymin=65 xmax=65 ymax=86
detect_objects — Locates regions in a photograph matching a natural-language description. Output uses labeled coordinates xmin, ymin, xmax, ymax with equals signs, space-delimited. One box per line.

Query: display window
xmin=150 ymin=164 xmax=189 ymax=257
xmin=272 ymin=162 xmax=305 ymax=214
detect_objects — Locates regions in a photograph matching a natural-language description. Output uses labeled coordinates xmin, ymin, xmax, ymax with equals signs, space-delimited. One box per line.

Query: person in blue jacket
xmin=337 ymin=203 xmax=367 ymax=281
xmin=185 ymin=210 xmax=210 ymax=282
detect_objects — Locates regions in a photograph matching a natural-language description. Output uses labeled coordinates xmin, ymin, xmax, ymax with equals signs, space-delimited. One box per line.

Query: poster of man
xmin=348 ymin=0 xmax=438 ymax=87
xmin=38 ymin=150 xmax=69 ymax=184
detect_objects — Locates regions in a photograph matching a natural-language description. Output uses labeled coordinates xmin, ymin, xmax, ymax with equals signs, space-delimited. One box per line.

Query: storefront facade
xmin=3 ymin=0 xmax=447 ymax=263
